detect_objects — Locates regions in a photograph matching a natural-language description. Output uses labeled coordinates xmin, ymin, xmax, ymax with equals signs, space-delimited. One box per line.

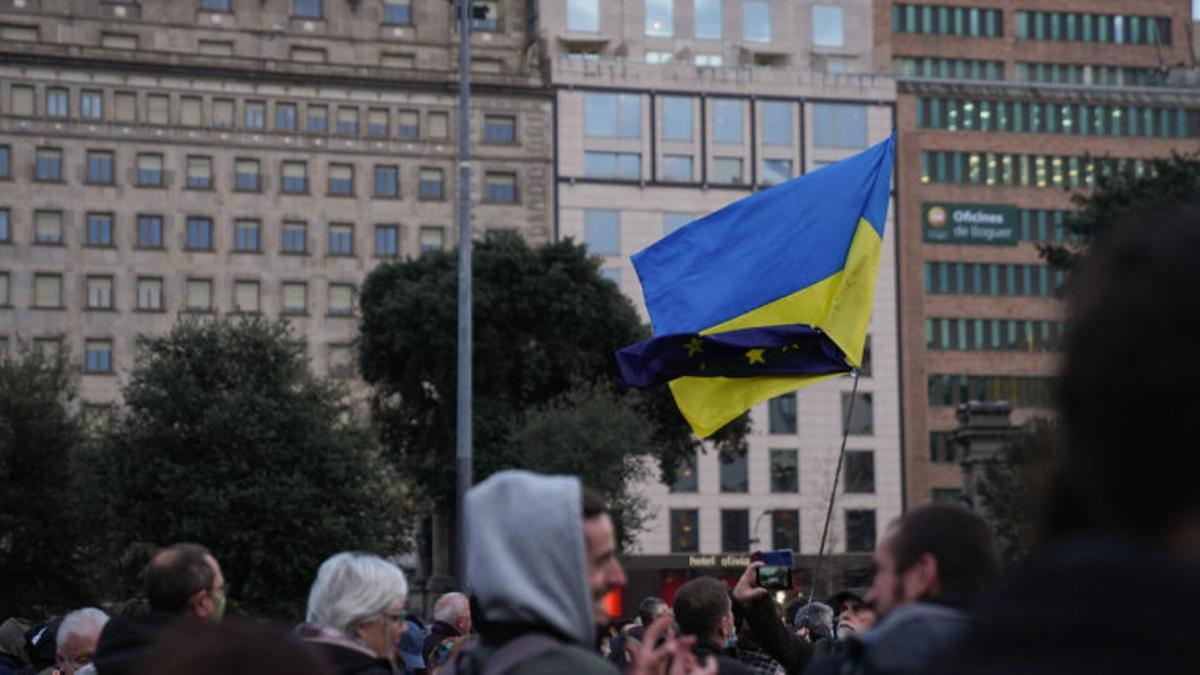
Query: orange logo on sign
xmin=928 ymin=206 xmax=947 ymax=228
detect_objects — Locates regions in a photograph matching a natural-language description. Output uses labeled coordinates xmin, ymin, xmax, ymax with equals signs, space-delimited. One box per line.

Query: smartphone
xmin=752 ymin=549 xmax=795 ymax=590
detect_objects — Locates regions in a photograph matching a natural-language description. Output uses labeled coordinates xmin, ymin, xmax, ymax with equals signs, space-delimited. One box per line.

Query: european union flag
xmin=617 ymin=134 xmax=895 ymax=437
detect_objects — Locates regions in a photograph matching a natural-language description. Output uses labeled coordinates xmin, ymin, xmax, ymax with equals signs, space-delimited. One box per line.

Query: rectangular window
xmin=185 ymin=279 xmax=213 ymax=311
xmin=761 ymin=159 xmax=792 ymax=186
xmin=307 ymin=105 xmax=328 ymax=133
xmin=234 ymin=219 xmax=261 ymax=252
xmin=770 ymin=449 xmax=798 ymax=492
xmin=484 ymin=114 xmax=516 ymax=143
xmin=484 ymin=172 xmax=518 ymax=203
xmin=843 ymin=391 xmax=873 ymax=435
xmin=282 ymin=221 xmax=307 ymax=254
xmin=398 ymin=110 xmax=420 ymax=139
xmin=213 ymin=98 xmax=234 ymax=128
xmin=34 ymin=211 xmax=63 ymax=245
xmin=328 ymin=164 xmax=354 ymax=196
xmin=585 ymin=209 xmax=620 ymax=256
xmin=202 ymin=0 xmax=232 ymax=11
xmin=282 ymin=161 xmax=308 ymax=193
xmin=664 ymin=212 xmax=692 ymax=235
xmin=180 ymin=97 xmax=202 ymax=126
xmin=86 ymin=213 xmax=114 ymax=247
xmin=813 ymin=4 xmax=845 ymax=47
xmin=845 ymin=510 xmax=877 ymax=552
xmin=329 ymin=283 xmax=355 ymax=316
xmin=374 ymin=165 xmax=399 ymax=198
xmin=11 ymin=85 xmax=35 ymax=116
xmin=87 ymin=150 xmax=115 ymax=184
xmin=36 ymin=147 xmax=63 ymax=182
xmin=670 ymin=450 xmax=699 ymax=492
xmin=137 ymin=215 xmax=163 ymax=249
xmin=85 ymin=276 xmax=114 ymax=310
xmin=721 ymin=509 xmax=750 ymax=552
xmin=713 ymin=99 xmax=743 ymax=143
xmin=329 ymin=223 xmax=354 ymax=256
xmin=662 ymin=96 xmax=694 ymax=141
xmin=762 ymin=101 xmax=792 ymax=146
xmin=585 ymin=93 xmax=641 ymax=139
xmin=670 ymin=509 xmax=700 ymax=553
xmin=771 ymin=510 xmax=800 ymax=552
xmin=186 ymin=156 xmax=212 ymax=190
xmin=33 ymin=273 xmax=62 ymax=308
xmin=383 ymin=0 xmax=412 ymax=25
xmin=375 ymin=224 xmax=400 ymax=257
xmin=428 ymin=111 xmax=449 ymax=138
xmin=294 ymin=0 xmax=321 ymax=18
xmin=326 ymin=344 xmax=353 ymax=379
xmin=337 ymin=107 xmax=359 ymax=135
xmin=662 ymin=155 xmax=693 ymax=182
xmin=743 ymin=1 xmax=770 ymax=42
xmin=0 ymin=209 xmax=10 ymax=243
xmin=84 ymin=339 xmax=113 ymax=373
xmin=146 ymin=95 xmax=169 ymax=125
xmin=568 ymin=0 xmax=600 ymax=31
xmin=472 ymin=0 xmax=500 ymax=30
xmin=712 ymin=157 xmax=743 ymax=183
xmin=419 ymin=226 xmax=445 ymax=254
xmin=695 ymin=0 xmax=722 ymax=39
xmin=235 ymin=159 xmax=260 ymax=191
xmin=367 ymin=108 xmax=389 ymax=137
xmin=584 ymin=152 xmax=642 ymax=179
xmin=282 ymin=282 xmax=307 ymax=314
xmin=136 ymin=277 xmax=163 ymax=311
xmin=277 ymin=102 xmax=298 ymax=131
xmin=720 ymin=452 xmax=748 ymax=493
xmin=137 ymin=154 xmax=163 ymax=187
xmin=769 ymin=393 xmax=797 ymax=434
xmin=646 ymin=0 xmax=672 ymax=36
xmin=233 ymin=280 xmax=260 ymax=313
xmin=187 ymin=217 xmax=213 ymax=251
xmin=0 ymin=24 xmax=38 ymax=42
xmin=813 ymin=104 xmax=868 ymax=148
xmin=0 ymin=146 xmax=9 ymax=180
xmin=46 ymin=88 xmax=69 ymax=118
xmin=244 ymin=101 xmax=265 ymax=129
xmin=844 ymin=450 xmax=875 ymax=493
xmin=419 ymin=168 xmax=444 ymax=200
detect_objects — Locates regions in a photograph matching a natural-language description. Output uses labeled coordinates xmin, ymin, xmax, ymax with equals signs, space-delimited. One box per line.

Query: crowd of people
xmin=4 ymin=199 xmax=1200 ymax=675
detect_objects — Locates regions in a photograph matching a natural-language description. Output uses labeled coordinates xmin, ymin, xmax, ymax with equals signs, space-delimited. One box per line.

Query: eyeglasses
xmin=383 ymin=610 xmax=408 ymax=624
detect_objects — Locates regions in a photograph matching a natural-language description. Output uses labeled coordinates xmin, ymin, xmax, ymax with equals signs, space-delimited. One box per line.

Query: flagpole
xmin=813 ymin=370 xmax=860 ymax=602
xmin=455 ymin=0 xmax=473 ymax=589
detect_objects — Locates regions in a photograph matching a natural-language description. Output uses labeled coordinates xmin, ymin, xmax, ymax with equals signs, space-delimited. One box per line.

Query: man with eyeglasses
xmin=92 ymin=543 xmax=227 ymax=675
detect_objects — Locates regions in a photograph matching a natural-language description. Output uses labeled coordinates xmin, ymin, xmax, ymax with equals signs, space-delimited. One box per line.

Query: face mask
xmin=723 ymin=625 xmax=737 ymax=650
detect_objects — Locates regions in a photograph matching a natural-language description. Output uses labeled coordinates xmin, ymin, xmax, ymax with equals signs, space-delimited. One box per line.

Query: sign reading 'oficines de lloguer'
xmin=922 ymin=202 xmax=1018 ymax=246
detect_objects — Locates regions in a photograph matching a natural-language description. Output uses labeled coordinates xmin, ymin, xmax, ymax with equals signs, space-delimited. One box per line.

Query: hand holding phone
xmin=752 ymin=549 xmax=795 ymax=591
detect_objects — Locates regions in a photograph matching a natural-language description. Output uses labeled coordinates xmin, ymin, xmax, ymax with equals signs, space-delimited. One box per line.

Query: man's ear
xmin=913 ymin=552 xmax=940 ymax=599
xmin=187 ymin=588 xmax=210 ymax=618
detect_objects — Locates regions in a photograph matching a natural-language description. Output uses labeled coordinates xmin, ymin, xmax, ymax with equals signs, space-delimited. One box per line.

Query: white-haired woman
xmin=298 ymin=552 xmax=409 ymax=675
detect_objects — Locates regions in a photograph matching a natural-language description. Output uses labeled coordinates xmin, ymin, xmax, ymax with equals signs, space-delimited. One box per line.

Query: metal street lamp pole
xmin=749 ymin=510 xmax=774 ymax=550
xmin=455 ymin=0 xmax=473 ymax=588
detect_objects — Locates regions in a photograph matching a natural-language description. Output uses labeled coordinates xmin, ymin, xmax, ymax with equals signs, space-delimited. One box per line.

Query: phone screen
xmin=756 ymin=565 xmax=793 ymax=590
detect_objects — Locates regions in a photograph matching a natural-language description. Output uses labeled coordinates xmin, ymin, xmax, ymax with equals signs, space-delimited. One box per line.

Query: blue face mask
xmin=723 ymin=626 xmax=737 ymax=650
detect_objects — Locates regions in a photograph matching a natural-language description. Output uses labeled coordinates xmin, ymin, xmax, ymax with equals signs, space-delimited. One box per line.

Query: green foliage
xmin=976 ymin=418 xmax=1062 ymax=562
xmin=0 ymin=345 xmax=84 ymax=617
xmin=358 ymin=234 xmax=747 ymax=515
xmin=76 ymin=316 xmax=409 ymax=619
xmin=1041 ymin=152 xmax=1200 ymax=271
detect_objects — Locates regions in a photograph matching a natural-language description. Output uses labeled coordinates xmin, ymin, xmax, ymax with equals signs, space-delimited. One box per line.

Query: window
xmin=473 ymin=0 xmax=499 ymax=30
xmin=329 ymin=223 xmax=354 ymax=256
xmin=695 ymin=0 xmax=722 ymax=39
xmin=664 ymin=212 xmax=691 ymax=235
xmin=567 ymin=0 xmax=600 ymax=31
xmin=185 ymin=279 xmax=213 ymax=311
xmin=585 ymin=210 xmax=620 ymax=255
xmin=419 ymin=168 xmax=444 ymax=200
xmin=84 ymin=339 xmax=113 ymax=374
xmin=337 ymin=107 xmax=359 ymax=135
xmin=213 ymin=98 xmax=234 ymax=128
xmin=46 ymin=88 xmax=69 ymax=118
xmin=670 ymin=509 xmax=700 ymax=553
xmin=419 ymin=226 xmax=444 ymax=254
xmin=197 ymin=40 xmax=234 ymax=56
xmin=770 ymin=449 xmax=799 ymax=493
xmin=383 ymin=0 xmax=412 ymax=25
xmin=234 ymin=280 xmax=260 ymax=313
xmin=375 ymin=224 xmax=400 ymax=257
xmin=36 ymin=148 xmax=63 ymax=182
xmin=713 ymin=99 xmax=743 ymax=143
xmin=762 ymin=101 xmax=792 ymax=145
xmin=329 ymin=283 xmax=355 ymax=316
xmin=636 ymin=0 xmax=671 ymax=33
xmin=585 ymin=93 xmax=640 ymax=139
xmin=34 ymin=211 xmax=63 ymax=245
xmin=86 ymin=213 xmax=114 ymax=247
xmin=429 ymin=111 xmax=449 ymax=138
xmin=583 ymin=152 xmax=641 ymax=179
xmin=294 ymin=48 xmax=329 ymax=65
xmin=0 ymin=24 xmax=38 ymax=42
xmin=80 ymin=90 xmax=103 ymax=119
xmin=328 ymin=344 xmax=354 ymax=378
xmin=696 ymin=52 xmax=722 ymax=66
xmin=662 ymin=97 xmax=693 ymax=141
xmin=146 ymin=95 xmax=169 ymax=125
xmin=10 ymin=85 xmax=34 ymax=116
xmin=282 ymin=282 xmax=307 ymax=314
xmin=283 ymin=221 xmax=307 ymax=254
xmin=187 ymin=217 xmax=213 ymax=250
xmin=136 ymin=277 xmax=164 ymax=311
xmin=243 ymin=101 xmax=266 ymax=129
xmin=813 ymin=5 xmax=844 ymax=47
xmin=394 ymin=110 xmax=420 ymax=139
xmin=202 ymin=0 xmax=231 ymax=10
xmin=381 ymin=53 xmax=416 ymax=68
xmin=761 ymin=159 xmax=792 ymax=186
xmin=712 ymin=157 xmax=743 ymax=183
xmin=722 ymin=509 xmax=749 ymax=552
xmin=0 ymin=145 xmax=8 ymax=179
xmin=137 ymin=215 xmax=163 ymax=249
xmin=234 ymin=219 xmax=261 ymax=252
xmin=0 ymin=209 xmax=9 ymax=242
xmin=87 ymin=150 xmax=115 ymax=184
xmin=101 ymin=33 xmax=138 ymax=50
xmin=720 ymin=452 xmax=748 ymax=493
xmin=34 ymin=273 xmax=62 ymax=308
xmin=277 ymin=102 xmax=298 ymax=131
xmin=842 ymin=392 xmax=874 ymax=435
xmin=282 ymin=161 xmax=308 ymax=193
xmin=86 ymin=276 xmax=114 ymax=310
xmin=235 ymin=159 xmax=260 ymax=191
xmin=646 ymin=50 xmax=674 ymax=63
xmin=844 ymin=450 xmax=875 ymax=493
xmin=772 ymin=510 xmax=800 ymax=552
xmin=0 ymin=272 xmax=9 ymax=306
xmin=662 ymin=155 xmax=693 ymax=182
xmin=845 ymin=510 xmax=876 ymax=552
xmin=374 ymin=165 xmax=399 ymax=198
xmin=186 ymin=156 xmax=212 ymax=189
xmin=668 ymin=450 xmax=699 ymax=492
xmin=743 ymin=1 xmax=770 ymax=42
xmin=137 ymin=154 xmax=163 ymax=187
xmin=813 ymin=103 xmax=868 ymax=148
xmin=769 ymin=393 xmax=797 ymax=434
xmin=484 ymin=115 xmax=516 ymax=143
xmin=368 ymin=108 xmax=389 ymax=137
xmin=294 ymin=0 xmax=321 ymax=18
xmin=307 ymin=105 xmax=328 ymax=133
xmin=484 ymin=172 xmax=517 ymax=203
xmin=328 ymin=164 xmax=354 ymax=196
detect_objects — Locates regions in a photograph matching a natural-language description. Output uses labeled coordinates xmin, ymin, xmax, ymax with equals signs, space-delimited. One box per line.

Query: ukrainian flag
xmin=617 ymin=134 xmax=894 ymax=437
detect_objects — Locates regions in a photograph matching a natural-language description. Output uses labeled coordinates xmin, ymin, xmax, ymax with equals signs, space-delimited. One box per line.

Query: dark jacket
xmin=450 ymin=628 xmax=615 ymax=675
xmin=741 ymin=596 xmax=814 ymax=675
xmin=692 ymin=640 xmax=757 ymax=675
xmin=804 ymin=602 xmax=971 ymax=675
xmin=91 ymin=613 xmax=180 ymax=675
xmin=308 ymin=639 xmax=396 ymax=675
xmin=422 ymin=621 xmax=462 ymax=664
xmin=939 ymin=536 xmax=1200 ymax=675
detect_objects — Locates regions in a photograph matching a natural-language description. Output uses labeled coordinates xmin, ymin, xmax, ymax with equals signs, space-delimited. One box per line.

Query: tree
xmin=976 ymin=418 xmax=1063 ymax=562
xmin=358 ymin=234 xmax=747 ymax=540
xmin=76 ymin=317 xmax=409 ymax=619
xmin=1041 ymin=152 xmax=1200 ymax=272
xmin=0 ymin=344 xmax=84 ymax=618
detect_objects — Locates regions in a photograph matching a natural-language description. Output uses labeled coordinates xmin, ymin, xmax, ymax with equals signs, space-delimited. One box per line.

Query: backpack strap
xmin=438 ymin=632 xmax=562 ymax=675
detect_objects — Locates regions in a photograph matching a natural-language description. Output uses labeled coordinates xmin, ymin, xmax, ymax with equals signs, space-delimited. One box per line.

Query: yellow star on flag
xmin=745 ymin=348 xmax=766 ymax=365
xmin=685 ymin=336 xmax=704 ymax=357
